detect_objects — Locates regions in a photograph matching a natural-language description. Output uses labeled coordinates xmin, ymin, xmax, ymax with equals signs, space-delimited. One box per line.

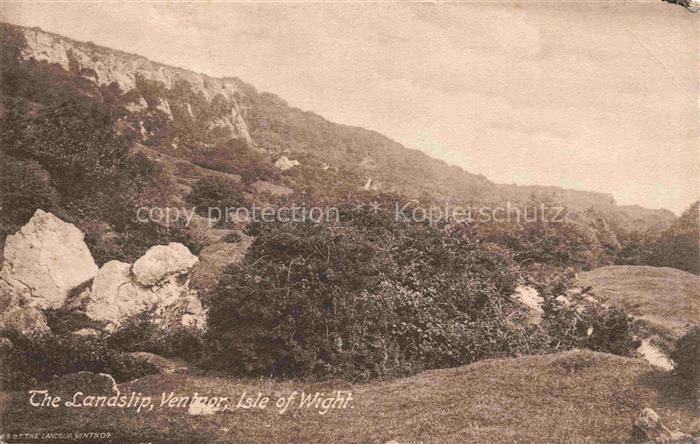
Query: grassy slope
xmin=1 ymin=350 xmax=697 ymax=443
xmin=578 ymin=266 xmax=699 ymax=340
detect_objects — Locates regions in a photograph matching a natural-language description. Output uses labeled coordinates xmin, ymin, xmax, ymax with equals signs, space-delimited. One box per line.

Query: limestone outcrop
xmin=0 ymin=210 xmax=206 ymax=335
xmin=132 ymin=243 xmax=199 ymax=287
xmin=0 ymin=209 xmax=98 ymax=310
xmin=72 ymin=248 xmax=203 ymax=331
xmin=19 ymin=26 xmax=252 ymax=145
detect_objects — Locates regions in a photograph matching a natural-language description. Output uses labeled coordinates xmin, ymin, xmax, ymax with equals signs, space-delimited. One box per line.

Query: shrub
xmin=223 ymin=231 xmax=241 ymax=244
xmin=191 ymin=139 xmax=278 ymax=185
xmin=531 ymin=267 xmax=638 ymax=357
xmin=203 ymin=197 xmax=550 ymax=381
xmin=474 ymin=202 xmax=603 ymax=271
xmin=107 ymin=313 xmax=204 ymax=363
xmin=0 ymin=154 xmax=60 ymax=235
xmin=186 ymin=175 xmax=250 ymax=220
xmin=0 ymin=333 xmax=159 ymax=390
xmin=650 ymin=202 xmax=699 ymax=275
xmin=43 ymin=307 xmax=104 ymax=335
xmin=670 ymin=327 xmax=700 ymax=388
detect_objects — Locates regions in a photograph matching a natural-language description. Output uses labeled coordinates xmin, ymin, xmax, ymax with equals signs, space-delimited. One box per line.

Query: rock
xmin=132 ymin=243 xmax=198 ymax=287
xmin=0 ymin=280 xmax=25 ymax=313
xmin=159 ymin=292 xmax=206 ymax=331
xmin=47 ymin=372 xmax=118 ymax=396
xmin=0 ymin=307 xmax=50 ymax=337
xmin=0 ymin=210 xmax=98 ymax=310
xmin=512 ymin=285 xmax=544 ymax=324
xmin=634 ymin=408 xmax=693 ymax=443
xmin=155 ymin=97 xmax=173 ymax=119
xmin=79 ymin=260 xmax=197 ymax=331
xmin=637 ymin=339 xmax=674 ymax=371
xmin=555 ymin=295 xmax=572 ymax=306
xmin=274 ymin=155 xmax=300 ymax=171
xmin=70 ymin=328 xmax=101 ymax=337
xmin=81 ymin=260 xmax=152 ymax=328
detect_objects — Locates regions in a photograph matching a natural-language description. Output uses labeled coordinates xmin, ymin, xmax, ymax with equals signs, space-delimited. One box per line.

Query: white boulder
xmin=274 ymin=155 xmax=300 ymax=171
xmin=0 ymin=210 xmax=98 ymax=310
xmin=80 ymin=261 xmax=153 ymax=328
xmin=76 ymin=245 xmax=204 ymax=331
xmin=512 ymin=285 xmax=544 ymax=324
xmin=132 ymin=243 xmax=198 ymax=287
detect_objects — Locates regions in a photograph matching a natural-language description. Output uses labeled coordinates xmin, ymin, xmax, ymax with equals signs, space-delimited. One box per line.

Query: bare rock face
xmin=634 ymin=408 xmax=693 ymax=443
xmin=0 ymin=209 xmax=98 ymax=310
xmin=19 ymin=26 xmax=253 ymax=146
xmin=0 ymin=307 xmax=50 ymax=337
xmin=0 ymin=210 xmax=205 ymax=333
xmin=132 ymin=243 xmax=199 ymax=287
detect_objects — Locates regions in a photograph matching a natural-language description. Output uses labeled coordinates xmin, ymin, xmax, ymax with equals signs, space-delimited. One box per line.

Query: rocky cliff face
xmin=5 ymin=23 xmax=676 ymax=234
xmin=18 ymin=26 xmax=252 ymax=145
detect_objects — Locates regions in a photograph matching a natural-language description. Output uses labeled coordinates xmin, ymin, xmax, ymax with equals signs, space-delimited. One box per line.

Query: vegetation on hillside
xmin=203 ymin=196 xmax=637 ymax=380
xmin=0 ymin=23 xmax=695 ymax=387
xmin=0 ymin=25 xmax=203 ymax=264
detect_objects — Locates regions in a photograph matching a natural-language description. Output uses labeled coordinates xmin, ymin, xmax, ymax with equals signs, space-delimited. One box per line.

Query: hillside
xmin=578 ymin=265 xmax=700 ymax=337
xmin=2 ymin=23 xmax=676 ymax=234
xmin=1 ymin=350 xmax=696 ymax=442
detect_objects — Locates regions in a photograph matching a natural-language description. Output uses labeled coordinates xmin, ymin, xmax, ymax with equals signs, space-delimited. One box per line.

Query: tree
xmin=650 ymin=202 xmax=699 ymax=274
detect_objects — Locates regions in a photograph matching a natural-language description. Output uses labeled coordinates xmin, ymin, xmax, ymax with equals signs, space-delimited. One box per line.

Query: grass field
xmin=1 ymin=350 xmax=697 ymax=443
xmin=578 ymin=266 xmax=699 ymax=345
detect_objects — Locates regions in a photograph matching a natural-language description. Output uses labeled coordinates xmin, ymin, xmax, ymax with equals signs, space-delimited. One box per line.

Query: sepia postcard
xmin=0 ymin=1 xmax=698 ymax=442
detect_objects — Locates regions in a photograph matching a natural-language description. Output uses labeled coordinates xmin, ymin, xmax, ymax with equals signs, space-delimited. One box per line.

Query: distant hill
xmin=2 ymin=22 xmax=676 ymax=235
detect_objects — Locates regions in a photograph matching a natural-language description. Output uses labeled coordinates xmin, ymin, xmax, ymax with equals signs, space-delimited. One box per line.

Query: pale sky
xmin=2 ymin=1 xmax=698 ymax=213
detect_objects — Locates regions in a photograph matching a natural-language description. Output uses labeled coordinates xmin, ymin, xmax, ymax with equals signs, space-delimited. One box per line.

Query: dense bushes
xmin=203 ymin=202 xmax=524 ymax=380
xmin=0 ymin=333 xmax=159 ymax=390
xmin=203 ymin=196 xmax=637 ymax=381
xmin=648 ymin=202 xmax=699 ymax=275
xmin=191 ymin=139 xmax=278 ymax=185
xmin=107 ymin=313 xmax=204 ymax=363
xmin=542 ymin=304 xmax=637 ymax=356
xmin=614 ymin=202 xmax=699 ymax=275
xmin=474 ymin=204 xmax=604 ymax=271
xmin=670 ymin=327 xmax=700 ymax=388
xmin=0 ymin=27 xmax=204 ymax=265
xmin=0 ymin=154 xmax=60 ymax=237
xmin=186 ymin=175 xmax=250 ymax=220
